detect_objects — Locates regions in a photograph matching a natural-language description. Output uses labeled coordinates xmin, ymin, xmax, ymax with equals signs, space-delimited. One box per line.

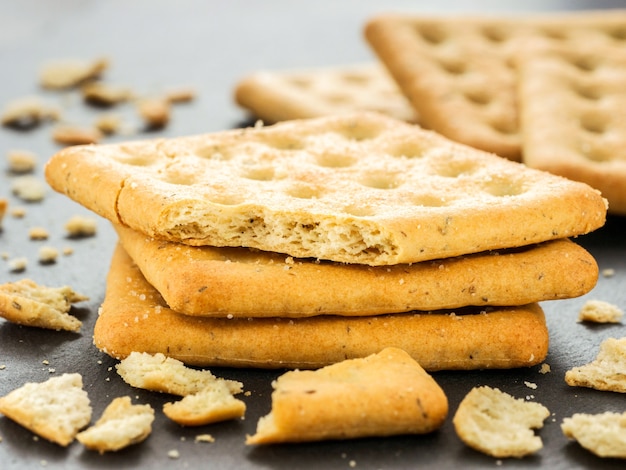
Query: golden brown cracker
xmin=116 ymin=224 xmax=598 ymax=317
xmin=94 ymin=243 xmax=549 ymax=371
xmin=46 ymin=113 xmax=606 ymax=266
xmin=246 ymin=347 xmax=447 ymax=444
xmin=234 ymin=64 xmax=418 ymax=123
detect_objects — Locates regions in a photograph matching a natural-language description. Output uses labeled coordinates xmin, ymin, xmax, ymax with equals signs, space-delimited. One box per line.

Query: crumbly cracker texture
xmin=565 ymin=337 xmax=626 ymax=392
xmin=0 ymin=279 xmax=88 ymax=331
xmin=453 ymin=386 xmax=550 ymax=458
xmin=0 ymin=373 xmax=92 ymax=446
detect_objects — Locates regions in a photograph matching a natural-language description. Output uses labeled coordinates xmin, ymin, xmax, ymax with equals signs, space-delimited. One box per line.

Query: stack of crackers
xmin=45 ymin=110 xmax=606 ymax=371
xmin=235 ymin=9 xmax=626 ymax=215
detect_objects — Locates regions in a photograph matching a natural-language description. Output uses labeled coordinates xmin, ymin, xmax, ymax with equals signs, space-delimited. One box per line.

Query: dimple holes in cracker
xmin=464 ymin=89 xmax=492 ymax=106
xmin=286 ymin=182 xmax=323 ymax=199
xmin=438 ymin=57 xmax=466 ymax=75
xmin=483 ymin=176 xmax=526 ymax=198
xmin=579 ymin=111 xmax=608 ymax=135
xmin=608 ymin=27 xmax=626 ymax=41
xmin=415 ymin=24 xmax=447 ymax=45
xmin=411 ymin=193 xmax=449 ymax=207
xmin=480 ymin=25 xmax=508 ymax=44
xmin=240 ymin=165 xmax=276 ymax=181
xmin=342 ymin=204 xmax=376 ymax=217
xmin=568 ymin=55 xmax=598 ymax=73
xmin=334 ymin=121 xmax=382 ymax=142
xmin=359 ymin=171 xmax=403 ymax=190
xmin=314 ymin=151 xmax=357 ymax=168
xmin=572 ymin=82 xmax=602 ymax=101
xmin=489 ymin=119 xmax=518 ymax=136
xmin=340 ymin=72 xmax=371 ymax=85
xmin=429 ymin=156 xmax=478 ymax=178
xmin=387 ymin=141 xmax=427 ymax=159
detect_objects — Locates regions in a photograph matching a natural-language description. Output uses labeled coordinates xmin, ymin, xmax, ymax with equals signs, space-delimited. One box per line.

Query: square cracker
xmin=246 ymin=347 xmax=448 ymax=444
xmin=233 ymin=63 xmax=418 ymax=124
xmin=94 ymin=243 xmax=549 ymax=371
xmin=115 ymin=224 xmax=598 ymax=317
xmin=517 ymin=42 xmax=626 ymax=215
xmin=365 ymin=10 xmax=626 ymax=161
xmin=46 ymin=112 xmax=606 ymax=266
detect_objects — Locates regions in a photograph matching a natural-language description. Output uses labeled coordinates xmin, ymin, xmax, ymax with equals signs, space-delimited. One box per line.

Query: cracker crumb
xmin=578 ymin=300 xmax=623 ymax=324
xmin=137 ymin=97 xmax=170 ymax=129
xmin=81 ymin=82 xmax=132 ymax=105
xmin=62 ymin=247 xmax=74 ymax=256
xmin=349 ymin=460 xmax=357 ymax=468
xmin=94 ymin=114 xmax=122 ymax=135
xmin=39 ymin=246 xmax=59 ymax=264
xmin=539 ymin=363 xmax=551 ymax=374
xmin=8 ymin=257 xmax=27 ymax=272
xmin=12 ymin=176 xmax=46 ymax=202
xmin=65 ymin=215 xmax=97 ymax=237
xmin=167 ymin=449 xmax=180 ymax=459
xmin=195 ymin=434 xmax=215 ymax=443
xmin=39 ymin=57 xmax=108 ymax=89
xmin=524 ymin=381 xmax=538 ymax=390
xmin=1 ymin=96 xmax=60 ymax=128
xmin=29 ymin=227 xmax=49 ymax=240
xmin=11 ymin=207 xmax=26 ymax=218
xmin=165 ymin=86 xmax=196 ymax=103
xmin=52 ymin=124 xmax=103 ymax=146
xmin=602 ymin=268 xmax=615 ymax=278
xmin=7 ymin=150 xmax=37 ymax=173
xmin=1 ymin=365 xmax=7 ymax=370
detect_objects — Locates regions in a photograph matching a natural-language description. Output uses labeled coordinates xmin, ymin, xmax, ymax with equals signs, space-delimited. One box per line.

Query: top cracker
xmin=365 ymin=10 xmax=626 ymax=161
xmin=45 ymin=113 xmax=606 ymax=266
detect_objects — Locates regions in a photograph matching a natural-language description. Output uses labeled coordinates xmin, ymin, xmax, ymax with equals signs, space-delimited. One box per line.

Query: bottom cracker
xmin=94 ymin=244 xmax=549 ymax=370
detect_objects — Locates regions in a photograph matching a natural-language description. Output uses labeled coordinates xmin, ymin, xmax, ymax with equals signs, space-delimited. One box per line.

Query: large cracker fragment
xmin=562 ymin=411 xmax=626 ymax=459
xmin=116 ymin=351 xmax=242 ymax=396
xmin=76 ymin=396 xmax=154 ymax=453
xmin=0 ymin=279 xmax=88 ymax=332
xmin=565 ymin=337 xmax=626 ymax=393
xmin=0 ymin=373 xmax=92 ymax=446
xmin=453 ymin=386 xmax=550 ymax=458
xmin=246 ymin=347 xmax=448 ymax=444
xmin=45 ymin=112 xmax=606 ymax=266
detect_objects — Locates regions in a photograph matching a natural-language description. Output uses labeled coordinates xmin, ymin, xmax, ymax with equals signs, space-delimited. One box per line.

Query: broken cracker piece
xmin=565 ymin=337 xmax=626 ymax=393
xmin=1 ymin=96 xmax=60 ymax=128
xmin=578 ymin=300 xmax=623 ymax=324
xmin=7 ymin=150 xmax=37 ymax=173
xmin=562 ymin=411 xmax=626 ymax=459
xmin=163 ymin=380 xmax=246 ymax=426
xmin=453 ymin=386 xmax=550 ymax=458
xmin=246 ymin=347 xmax=447 ymax=444
xmin=116 ymin=352 xmax=242 ymax=396
xmin=137 ymin=97 xmax=170 ymax=128
xmin=0 ymin=279 xmax=88 ymax=332
xmin=65 ymin=215 xmax=97 ymax=237
xmin=76 ymin=396 xmax=154 ymax=454
xmin=52 ymin=124 xmax=103 ymax=146
xmin=0 ymin=373 xmax=91 ymax=446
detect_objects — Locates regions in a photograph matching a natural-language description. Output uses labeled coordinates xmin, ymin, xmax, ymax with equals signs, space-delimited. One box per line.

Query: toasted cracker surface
xmin=46 ymin=113 xmax=606 ymax=266
xmin=365 ymin=10 xmax=626 ymax=161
